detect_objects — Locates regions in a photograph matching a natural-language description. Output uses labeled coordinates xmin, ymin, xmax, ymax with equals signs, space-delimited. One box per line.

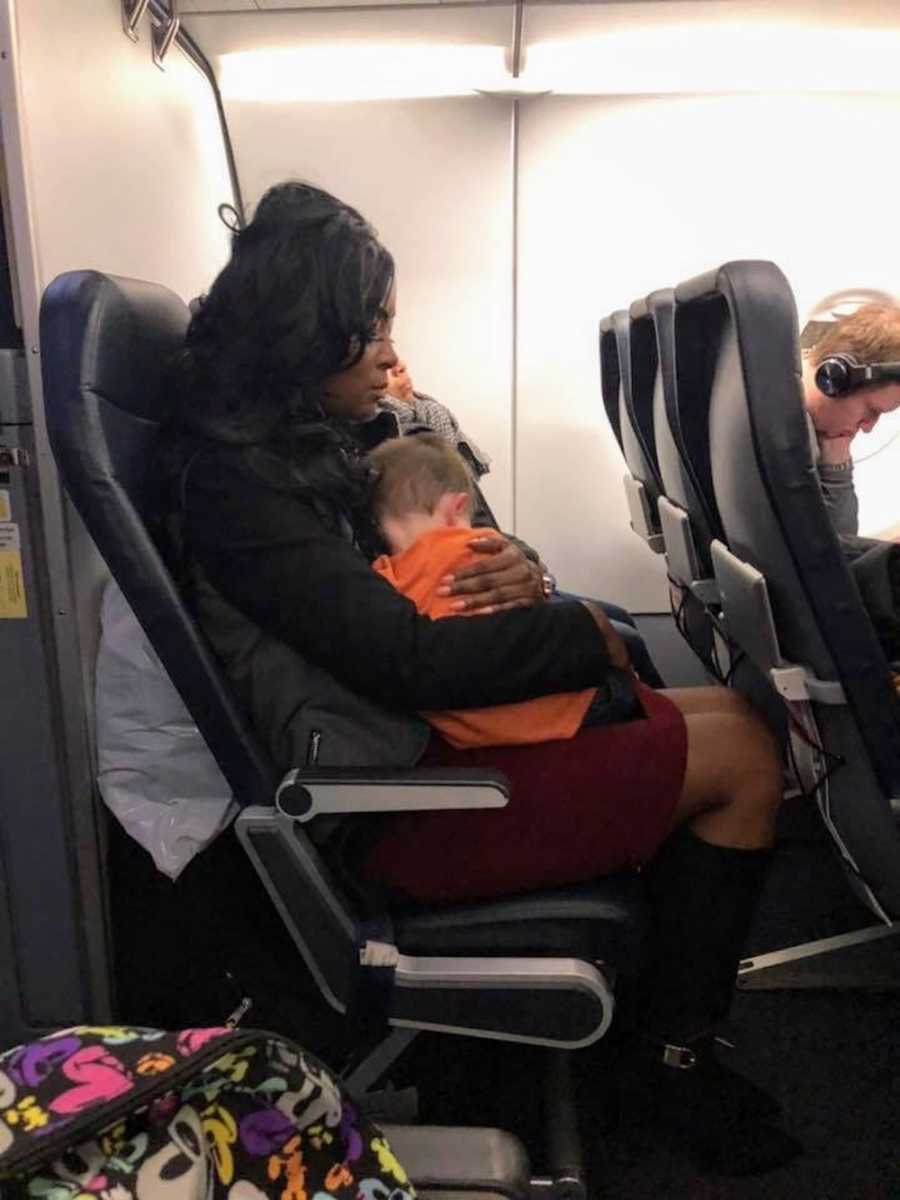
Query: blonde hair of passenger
xmin=369 ymin=434 xmax=473 ymax=519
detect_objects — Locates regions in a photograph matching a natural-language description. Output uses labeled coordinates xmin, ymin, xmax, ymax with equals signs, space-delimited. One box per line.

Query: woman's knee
xmin=680 ymin=708 xmax=782 ymax=816
xmin=724 ymin=710 xmax=783 ymax=805
xmin=664 ymin=685 xmax=755 ymax=719
xmin=678 ymin=709 xmax=783 ymax=846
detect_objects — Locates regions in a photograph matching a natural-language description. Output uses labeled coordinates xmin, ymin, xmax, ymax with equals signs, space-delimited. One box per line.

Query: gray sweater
xmin=808 ymin=415 xmax=859 ymax=537
xmin=819 ymin=461 xmax=859 ymax=537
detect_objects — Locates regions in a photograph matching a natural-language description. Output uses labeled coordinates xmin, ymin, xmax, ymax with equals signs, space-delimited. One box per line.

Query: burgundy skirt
xmin=363 ymin=682 xmax=687 ymax=905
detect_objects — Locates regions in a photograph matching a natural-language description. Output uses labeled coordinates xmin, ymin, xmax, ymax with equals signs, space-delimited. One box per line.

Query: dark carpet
xmin=399 ymin=806 xmax=900 ymax=1199
xmin=580 ymin=987 xmax=900 ymax=1199
xmin=399 ymin=977 xmax=900 ymax=1200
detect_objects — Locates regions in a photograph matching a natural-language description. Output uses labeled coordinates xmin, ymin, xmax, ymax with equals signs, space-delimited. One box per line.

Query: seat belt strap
xmin=348 ymin=914 xmax=398 ymax=1035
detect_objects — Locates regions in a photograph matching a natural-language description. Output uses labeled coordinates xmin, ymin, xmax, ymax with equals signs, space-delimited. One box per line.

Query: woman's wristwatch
xmin=541 ymin=570 xmax=558 ymax=599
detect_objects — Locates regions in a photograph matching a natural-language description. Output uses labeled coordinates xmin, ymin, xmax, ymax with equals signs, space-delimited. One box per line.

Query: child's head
xmin=386 ymin=360 xmax=415 ymax=403
xmin=369 ymin=434 xmax=473 ymax=553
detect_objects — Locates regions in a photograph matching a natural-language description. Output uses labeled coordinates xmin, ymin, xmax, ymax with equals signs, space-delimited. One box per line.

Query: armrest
xmin=276 ymin=766 xmax=510 ymax=822
xmin=379 ymin=1125 xmax=531 ymax=1200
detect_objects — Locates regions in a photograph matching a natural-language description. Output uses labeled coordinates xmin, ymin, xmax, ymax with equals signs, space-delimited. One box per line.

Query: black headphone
xmin=815 ymin=353 xmax=900 ymax=398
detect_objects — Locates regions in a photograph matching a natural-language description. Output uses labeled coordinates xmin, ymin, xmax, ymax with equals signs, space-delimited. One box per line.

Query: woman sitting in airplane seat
xmin=162 ymin=181 xmax=800 ymax=1178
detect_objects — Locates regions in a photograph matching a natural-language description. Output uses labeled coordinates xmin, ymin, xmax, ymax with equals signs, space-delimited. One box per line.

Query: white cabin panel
xmin=15 ymin=0 xmax=233 ymax=302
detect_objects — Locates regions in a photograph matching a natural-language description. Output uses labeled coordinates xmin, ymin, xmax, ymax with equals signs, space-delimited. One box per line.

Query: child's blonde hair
xmin=369 ymin=434 xmax=473 ymax=518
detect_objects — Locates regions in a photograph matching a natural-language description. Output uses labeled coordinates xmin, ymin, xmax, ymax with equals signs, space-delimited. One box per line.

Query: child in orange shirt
xmin=369 ymin=434 xmax=639 ymax=748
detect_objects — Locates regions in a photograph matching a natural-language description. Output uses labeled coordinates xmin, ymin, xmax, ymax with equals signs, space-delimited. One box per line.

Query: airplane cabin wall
xmin=225 ymin=93 xmax=516 ymax=529
xmin=515 ymin=92 xmax=900 ymax=601
xmin=16 ymin=0 xmax=233 ymax=303
xmin=6 ymin=0 xmax=235 ymax=706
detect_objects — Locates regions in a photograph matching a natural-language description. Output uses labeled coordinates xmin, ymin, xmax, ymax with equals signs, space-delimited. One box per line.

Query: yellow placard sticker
xmin=0 ymin=491 xmax=9 ymax=522
xmin=0 ymin=547 xmax=26 ymax=618
xmin=0 ymin=521 xmax=26 ymax=617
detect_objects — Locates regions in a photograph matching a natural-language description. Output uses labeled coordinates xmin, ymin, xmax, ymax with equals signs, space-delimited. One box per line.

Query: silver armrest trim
xmin=770 ymin=664 xmax=846 ymax=706
xmin=390 ymin=956 xmax=615 ymax=1049
xmin=236 ymin=806 xmax=617 ymax=1049
xmin=276 ymin=772 xmax=509 ymax=822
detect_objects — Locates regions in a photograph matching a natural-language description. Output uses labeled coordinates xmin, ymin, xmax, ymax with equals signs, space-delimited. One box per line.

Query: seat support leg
xmin=343 ymin=1026 xmax=419 ymax=1095
xmin=530 ymin=1051 xmax=586 ymax=1200
xmin=738 ymin=922 xmax=900 ymax=990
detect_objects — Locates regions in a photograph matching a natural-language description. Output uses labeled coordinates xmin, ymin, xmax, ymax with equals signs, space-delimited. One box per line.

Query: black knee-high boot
xmin=621 ymin=827 xmax=801 ymax=1176
xmin=638 ymin=826 xmax=769 ymax=1039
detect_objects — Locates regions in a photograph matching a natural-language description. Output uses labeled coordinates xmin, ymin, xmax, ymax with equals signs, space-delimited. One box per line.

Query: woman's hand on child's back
xmin=437 ymin=535 xmax=544 ymax=614
xmin=580 ymin=601 xmax=632 ymax=671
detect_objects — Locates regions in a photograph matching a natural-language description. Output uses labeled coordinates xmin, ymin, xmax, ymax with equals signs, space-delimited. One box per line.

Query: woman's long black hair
xmin=171 ymin=182 xmax=394 ymax=510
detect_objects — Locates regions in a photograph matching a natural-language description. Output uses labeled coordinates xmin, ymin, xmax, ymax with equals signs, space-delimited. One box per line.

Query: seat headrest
xmin=40 ymin=270 xmax=189 ymax=426
xmin=599 ymin=310 xmax=631 ymax=450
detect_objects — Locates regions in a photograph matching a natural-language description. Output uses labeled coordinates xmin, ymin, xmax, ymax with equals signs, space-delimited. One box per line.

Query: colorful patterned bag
xmin=0 ymin=1026 xmax=414 ymax=1200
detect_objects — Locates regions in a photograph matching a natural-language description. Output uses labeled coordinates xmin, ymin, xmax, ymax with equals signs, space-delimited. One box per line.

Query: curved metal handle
xmin=122 ymin=0 xmax=150 ymax=42
xmin=152 ymin=0 xmax=181 ymax=69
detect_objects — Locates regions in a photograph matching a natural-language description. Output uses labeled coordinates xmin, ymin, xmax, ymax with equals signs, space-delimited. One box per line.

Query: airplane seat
xmin=624 ymin=302 xmax=665 ymax=497
xmin=598 ymin=311 xmax=624 ymax=453
xmin=672 ymin=259 xmax=900 ymax=920
xmin=633 ymin=289 xmax=719 ymax=675
xmin=645 ymin=291 xmax=685 ymax=509
xmin=647 ymin=289 xmax=722 ymax=592
xmin=39 ymin=270 xmax=648 ymax=1195
xmin=598 ymin=310 xmax=663 ymax=552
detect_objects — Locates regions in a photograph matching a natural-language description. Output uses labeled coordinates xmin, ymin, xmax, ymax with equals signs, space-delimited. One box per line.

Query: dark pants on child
xmin=554 ymin=593 xmax=666 ymax=689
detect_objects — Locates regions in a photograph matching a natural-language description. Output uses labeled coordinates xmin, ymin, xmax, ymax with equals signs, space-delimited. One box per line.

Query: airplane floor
xmin=581 ymin=987 xmax=900 ymax=1198
xmin=392 ymin=980 xmax=900 ymax=1197
xmin=393 ymin=799 xmax=900 ymax=1197
xmin=587 ymin=808 xmax=900 ymax=1194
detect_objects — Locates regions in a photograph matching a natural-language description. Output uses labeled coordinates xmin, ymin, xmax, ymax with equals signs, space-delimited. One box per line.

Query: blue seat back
xmin=40 ymin=270 xmax=276 ymax=807
xmin=624 ymin=300 xmax=664 ymax=505
xmin=646 ymin=289 xmax=719 ymax=577
xmin=598 ymin=311 xmax=625 ymax=452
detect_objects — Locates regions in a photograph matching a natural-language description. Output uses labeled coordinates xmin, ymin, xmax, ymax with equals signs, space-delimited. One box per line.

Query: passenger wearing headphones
xmin=802 ymin=304 xmax=900 ymax=537
xmin=801 ymin=305 xmax=900 ymax=683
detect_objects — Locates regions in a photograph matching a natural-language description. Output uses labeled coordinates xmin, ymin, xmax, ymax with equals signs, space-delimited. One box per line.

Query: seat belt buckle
xmin=360 ymin=940 xmax=400 ymax=969
xmin=661 ymin=1042 xmax=697 ymax=1069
